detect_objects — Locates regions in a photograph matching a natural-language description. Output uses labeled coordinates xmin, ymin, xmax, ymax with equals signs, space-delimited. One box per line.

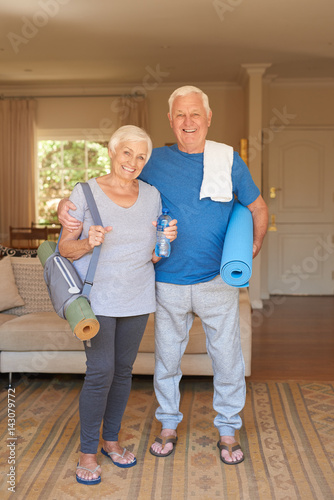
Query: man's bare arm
xmin=247 ymin=195 xmax=269 ymax=258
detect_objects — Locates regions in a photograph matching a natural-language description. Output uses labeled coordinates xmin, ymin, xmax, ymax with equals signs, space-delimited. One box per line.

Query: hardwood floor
xmin=248 ymin=295 xmax=334 ymax=381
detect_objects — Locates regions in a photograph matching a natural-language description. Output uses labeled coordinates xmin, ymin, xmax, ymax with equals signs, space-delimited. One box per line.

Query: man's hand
xmin=151 ymin=219 xmax=178 ymax=242
xmin=151 ymin=219 xmax=178 ymax=263
xmin=58 ymin=198 xmax=81 ymax=232
xmin=247 ymin=195 xmax=269 ymax=258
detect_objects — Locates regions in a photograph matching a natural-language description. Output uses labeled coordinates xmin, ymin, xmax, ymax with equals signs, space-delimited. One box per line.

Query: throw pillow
xmin=0 ymin=244 xmax=38 ymax=258
xmin=0 ymin=257 xmax=25 ymax=312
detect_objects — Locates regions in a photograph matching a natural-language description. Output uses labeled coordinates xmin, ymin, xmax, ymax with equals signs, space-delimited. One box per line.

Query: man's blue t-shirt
xmin=139 ymin=144 xmax=260 ymax=285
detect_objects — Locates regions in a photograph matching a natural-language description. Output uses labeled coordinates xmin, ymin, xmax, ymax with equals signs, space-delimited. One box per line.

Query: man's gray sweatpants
xmin=153 ymin=276 xmax=246 ymax=436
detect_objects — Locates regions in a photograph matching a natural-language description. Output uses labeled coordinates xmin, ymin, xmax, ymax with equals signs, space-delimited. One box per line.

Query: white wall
xmin=37 ymin=96 xmax=120 ymax=139
xmin=35 ymin=85 xmax=246 ymax=151
xmin=266 ymin=84 xmax=334 ymax=126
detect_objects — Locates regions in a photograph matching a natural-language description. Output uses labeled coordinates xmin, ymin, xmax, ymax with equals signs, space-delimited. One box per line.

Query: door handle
xmin=268 ymin=214 xmax=277 ymax=232
xmin=270 ymin=187 xmax=282 ymax=199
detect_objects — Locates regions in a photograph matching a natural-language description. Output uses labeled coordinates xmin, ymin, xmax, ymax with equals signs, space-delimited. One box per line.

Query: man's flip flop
xmin=76 ymin=463 xmax=101 ymax=485
xmin=149 ymin=435 xmax=178 ymax=457
xmin=217 ymin=441 xmax=244 ymax=465
xmin=101 ymin=447 xmax=137 ymax=468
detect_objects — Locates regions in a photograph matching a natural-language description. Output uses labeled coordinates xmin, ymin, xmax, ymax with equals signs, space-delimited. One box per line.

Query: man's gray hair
xmin=168 ymin=86 xmax=211 ymax=116
xmin=108 ymin=125 xmax=152 ymax=163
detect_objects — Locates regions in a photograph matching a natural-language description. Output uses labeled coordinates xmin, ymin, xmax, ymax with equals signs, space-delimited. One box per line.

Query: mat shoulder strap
xmin=80 ymin=182 xmax=103 ymax=298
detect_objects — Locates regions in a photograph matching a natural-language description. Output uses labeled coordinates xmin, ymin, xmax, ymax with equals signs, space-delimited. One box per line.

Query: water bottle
xmin=155 ymin=208 xmax=172 ymax=258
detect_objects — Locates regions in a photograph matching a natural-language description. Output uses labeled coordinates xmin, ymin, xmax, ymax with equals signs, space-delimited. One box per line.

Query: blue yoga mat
xmin=220 ymin=201 xmax=253 ymax=288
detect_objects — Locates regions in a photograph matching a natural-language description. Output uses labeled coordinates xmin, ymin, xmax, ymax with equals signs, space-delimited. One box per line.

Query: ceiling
xmin=0 ymin=0 xmax=334 ymax=89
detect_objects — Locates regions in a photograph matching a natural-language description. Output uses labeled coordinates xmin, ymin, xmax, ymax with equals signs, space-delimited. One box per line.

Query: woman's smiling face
xmin=109 ymin=141 xmax=148 ymax=181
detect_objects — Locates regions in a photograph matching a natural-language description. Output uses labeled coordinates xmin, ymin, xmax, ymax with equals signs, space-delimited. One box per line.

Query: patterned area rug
xmin=0 ymin=375 xmax=333 ymax=500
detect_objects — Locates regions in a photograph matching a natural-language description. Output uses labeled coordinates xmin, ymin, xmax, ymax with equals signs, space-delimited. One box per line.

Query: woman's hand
xmin=59 ymin=224 xmax=112 ymax=260
xmin=88 ymin=225 xmax=113 ymax=249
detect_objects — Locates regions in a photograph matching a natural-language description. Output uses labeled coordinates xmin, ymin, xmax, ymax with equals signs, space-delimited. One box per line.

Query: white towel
xmin=200 ymin=140 xmax=234 ymax=202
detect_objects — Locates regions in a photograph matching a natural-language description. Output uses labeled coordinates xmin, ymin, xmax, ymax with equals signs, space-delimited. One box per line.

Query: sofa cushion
xmin=0 ymin=313 xmax=17 ymax=327
xmin=137 ymin=313 xmax=207 ymax=354
xmin=184 ymin=316 xmax=208 ymax=353
xmin=0 ymin=257 xmax=25 ymax=312
xmin=0 ymin=312 xmax=85 ymax=351
xmin=5 ymin=258 xmax=53 ymax=316
xmin=0 ymin=310 xmax=208 ymax=354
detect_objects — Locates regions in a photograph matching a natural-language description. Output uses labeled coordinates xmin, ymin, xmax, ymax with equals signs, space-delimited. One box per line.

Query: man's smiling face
xmin=168 ymin=92 xmax=212 ymax=154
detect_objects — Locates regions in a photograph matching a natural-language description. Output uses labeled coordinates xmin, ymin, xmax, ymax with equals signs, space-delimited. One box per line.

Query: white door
xmin=267 ymin=129 xmax=334 ymax=295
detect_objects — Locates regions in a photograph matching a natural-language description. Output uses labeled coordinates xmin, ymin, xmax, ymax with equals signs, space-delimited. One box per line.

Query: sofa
xmin=0 ymin=249 xmax=252 ymax=385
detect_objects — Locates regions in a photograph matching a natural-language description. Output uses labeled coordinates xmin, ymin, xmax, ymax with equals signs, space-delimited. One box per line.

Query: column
xmin=241 ymin=63 xmax=271 ymax=309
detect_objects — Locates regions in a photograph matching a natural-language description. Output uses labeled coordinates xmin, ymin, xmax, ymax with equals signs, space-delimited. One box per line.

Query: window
xmin=38 ymin=140 xmax=110 ymax=223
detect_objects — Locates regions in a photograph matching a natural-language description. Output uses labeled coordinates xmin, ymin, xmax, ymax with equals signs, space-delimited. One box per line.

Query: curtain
xmin=0 ymin=99 xmax=37 ymax=243
xmin=116 ymin=97 xmax=149 ymax=132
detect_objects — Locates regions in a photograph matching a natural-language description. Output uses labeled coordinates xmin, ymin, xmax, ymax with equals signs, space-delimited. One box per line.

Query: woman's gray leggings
xmin=79 ymin=314 xmax=149 ymax=454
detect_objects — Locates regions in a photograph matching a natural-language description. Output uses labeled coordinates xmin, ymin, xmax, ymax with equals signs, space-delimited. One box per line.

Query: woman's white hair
xmin=168 ymin=86 xmax=211 ymax=116
xmin=108 ymin=125 xmax=153 ymax=163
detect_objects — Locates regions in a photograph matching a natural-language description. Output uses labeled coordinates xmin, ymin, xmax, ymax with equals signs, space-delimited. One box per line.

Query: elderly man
xmin=58 ymin=86 xmax=268 ymax=465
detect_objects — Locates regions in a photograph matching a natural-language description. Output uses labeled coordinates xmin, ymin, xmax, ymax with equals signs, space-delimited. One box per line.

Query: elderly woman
xmin=58 ymin=125 xmax=177 ymax=485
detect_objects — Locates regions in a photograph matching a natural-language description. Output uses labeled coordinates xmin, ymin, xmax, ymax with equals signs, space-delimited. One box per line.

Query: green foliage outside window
xmin=38 ymin=140 xmax=110 ymax=224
